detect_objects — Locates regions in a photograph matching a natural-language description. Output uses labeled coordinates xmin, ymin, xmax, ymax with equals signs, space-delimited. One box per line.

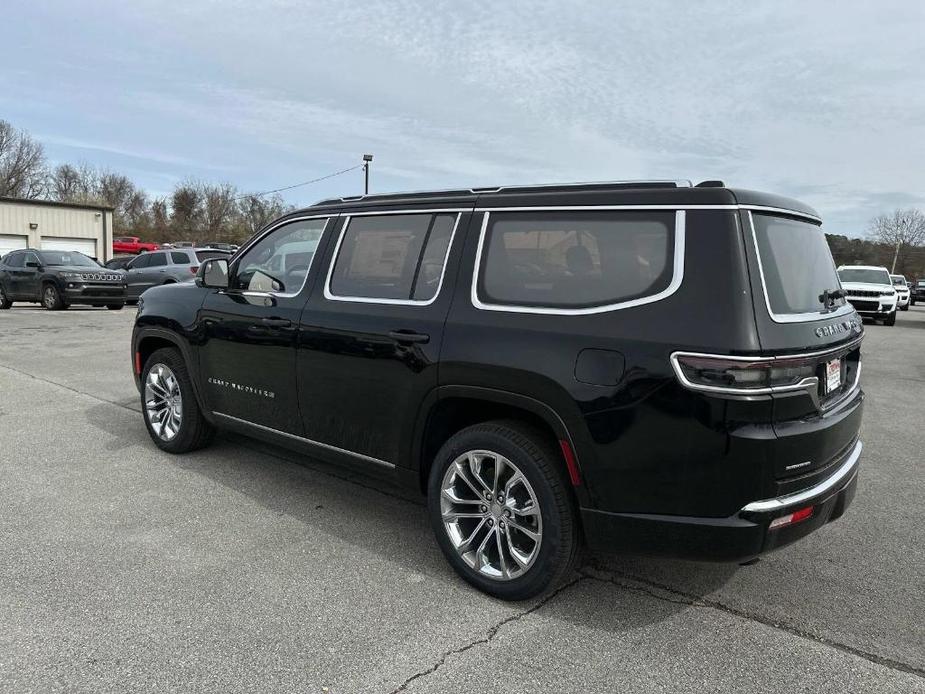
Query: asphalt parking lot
xmin=1 ymin=305 xmax=923 ymax=693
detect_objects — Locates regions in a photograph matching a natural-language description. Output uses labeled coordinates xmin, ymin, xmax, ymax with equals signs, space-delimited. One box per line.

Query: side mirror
xmin=198 ymin=258 xmax=229 ymax=289
xmin=25 ymin=260 xmax=41 ymax=269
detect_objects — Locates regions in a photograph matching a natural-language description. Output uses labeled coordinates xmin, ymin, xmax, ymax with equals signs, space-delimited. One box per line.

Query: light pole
xmin=363 ymin=154 xmax=373 ymax=194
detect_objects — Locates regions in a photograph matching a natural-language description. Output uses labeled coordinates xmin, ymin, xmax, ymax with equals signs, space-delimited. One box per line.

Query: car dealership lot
xmin=0 ymin=307 xmax=923 ymax=693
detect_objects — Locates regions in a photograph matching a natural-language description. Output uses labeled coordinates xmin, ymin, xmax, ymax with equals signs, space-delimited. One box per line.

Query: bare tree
xmin=170 ymin=181 xmax=203 ymax=238
xmin=199 ymin=182 xmax=239 ymax=241
xmin=869 ymin=209 xmax=925 ymax=272
xmin=0 ymin=119 xmax=47 ymax=198
xmin=238 ymin=193 xmax=287 ymax=236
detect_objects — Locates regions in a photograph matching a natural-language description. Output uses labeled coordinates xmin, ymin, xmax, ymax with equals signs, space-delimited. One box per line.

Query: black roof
xmin=301 ymin=180 xmax=820 ymax=220
xmin=0 ymin=196 xmax=114 ymax=212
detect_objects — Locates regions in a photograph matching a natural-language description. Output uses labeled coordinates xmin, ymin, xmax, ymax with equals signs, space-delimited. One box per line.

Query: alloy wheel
xmin=144 ymin=364 xmax=183 ymax=441
xmin=440 ymin=450 xmax=542 ymax=581
xmin=43 ymin=287 xmax=57 ymax=308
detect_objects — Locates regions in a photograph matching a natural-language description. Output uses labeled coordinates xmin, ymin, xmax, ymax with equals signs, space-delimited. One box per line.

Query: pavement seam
xmin=0 ymin=363 xmax=140 ymax=413
xmin=580 ymin=567 xmax=925 ymax=680
xmin=387 ymin=575 xmax=586 ymax=693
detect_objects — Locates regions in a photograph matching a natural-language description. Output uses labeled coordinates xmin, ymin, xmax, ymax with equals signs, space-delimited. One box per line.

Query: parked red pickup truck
xmin=112 ymin=236 xmax=160 ymax=255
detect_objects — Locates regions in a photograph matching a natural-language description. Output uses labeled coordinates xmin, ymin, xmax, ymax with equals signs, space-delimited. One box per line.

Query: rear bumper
xmin=582 ymin=440 xmax=861 ymax=562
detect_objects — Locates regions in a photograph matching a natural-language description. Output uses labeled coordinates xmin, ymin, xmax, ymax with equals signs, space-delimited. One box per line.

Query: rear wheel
xmin=427 ymin=421 xmax=579 ymax=600
xmin=141 ymin=348 xmax=215 ymax=453
xmin=42 ymin=284 xmax=66 ymax=310
xmin=0 ymin=283 xmax=12 ymax=309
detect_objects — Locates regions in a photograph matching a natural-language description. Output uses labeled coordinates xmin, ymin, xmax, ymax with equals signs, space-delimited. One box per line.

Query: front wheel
xmin=885 ymin=312 xmax=897 ymax=326
xmin=427 ymin=421 xmax=579 ymax=600
xmin=0 ymin=283 xmax=12 ymax=309
xmin=42 ymin=284 xmax=66 ymax=310
xmin=141 ymin=348 xmax=215 ymax=453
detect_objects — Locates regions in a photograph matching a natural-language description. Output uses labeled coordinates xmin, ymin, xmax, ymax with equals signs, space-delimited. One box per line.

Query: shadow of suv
xmin=130 ymin=180 xmax=864 ymax=600
xmin=124 ymin=248 xmax=232 ymax=302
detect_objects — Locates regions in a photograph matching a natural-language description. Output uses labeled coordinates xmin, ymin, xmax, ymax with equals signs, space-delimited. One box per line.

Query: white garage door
xmin=41 ymin=236 xmax=98 ymax=258
xmin=0 ymin=234 xmax=28 ymax=258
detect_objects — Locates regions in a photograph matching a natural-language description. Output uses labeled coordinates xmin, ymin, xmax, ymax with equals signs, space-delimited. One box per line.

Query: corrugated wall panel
xmin=0 ymin=201 xmax=107 ymax=257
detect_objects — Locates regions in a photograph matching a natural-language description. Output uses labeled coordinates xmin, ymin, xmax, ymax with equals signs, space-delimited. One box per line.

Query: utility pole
xmin=363 ymin=154 xmax=373 ymax=194
xmin=891 ymin=240 xmax=901 ymax=273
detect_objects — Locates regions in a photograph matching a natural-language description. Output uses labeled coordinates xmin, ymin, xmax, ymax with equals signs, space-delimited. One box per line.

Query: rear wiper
xmin=818 ymin=288 xmax=846 ymax=309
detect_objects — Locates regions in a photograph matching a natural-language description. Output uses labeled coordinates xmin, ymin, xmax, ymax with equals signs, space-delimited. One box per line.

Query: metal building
xmin=0 ymin=197 xmax=114 ymax=261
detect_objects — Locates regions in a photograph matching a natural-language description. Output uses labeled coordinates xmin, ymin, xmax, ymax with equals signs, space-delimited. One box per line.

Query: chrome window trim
xmin=212 ymin=412 xmax=395 ymax=470
xmin=741 ymin=440 xmax=862 ymax=513
xmin=471 ymin=204 xmax=820 ymax=223
xmin=747 ymin=211 xmax=854 ymax=324
xmin=232 ymin=216 xmax=331 ymax=299
xmin=470 ymin=209 xmax=685 ymax=316
xmin=323 ymin=212 xmax=462 ymax=307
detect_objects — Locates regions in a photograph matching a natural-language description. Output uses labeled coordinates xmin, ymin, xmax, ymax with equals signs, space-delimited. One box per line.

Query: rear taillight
xmin=671 ymin=353 xmax=817 ymax=394
xmin=769 ymin=505 xmax=814 ymax=530
xmin=190 ymin=266 xmax=199 ymax=275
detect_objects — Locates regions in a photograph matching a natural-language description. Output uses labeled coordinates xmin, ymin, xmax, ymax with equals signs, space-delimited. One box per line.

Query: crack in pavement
xmin=579 ymin=565 xmax=925 ymax=680
xmin=387 ymin=575 xmax=586 ymax=693
xmin=5 ymin=361 xmax=923 ymax=684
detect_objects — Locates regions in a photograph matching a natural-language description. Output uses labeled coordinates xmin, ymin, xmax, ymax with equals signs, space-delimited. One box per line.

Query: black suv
xmin=132 ymin=181 xmax=864 ymax=599
xmin=0 ymin=249 xmax=126 ymax=310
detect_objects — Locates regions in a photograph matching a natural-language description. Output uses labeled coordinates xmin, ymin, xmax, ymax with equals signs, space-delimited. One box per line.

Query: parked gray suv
xmin=125 ymin=248 xmax=232 ymax=301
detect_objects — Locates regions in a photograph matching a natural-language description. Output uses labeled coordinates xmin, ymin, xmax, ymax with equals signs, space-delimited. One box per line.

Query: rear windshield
xmin=752 ymin=214 xmax=844 ymax=315
xmin=195 ymin=250 xmax=231 ymax=262
xmin=838 ymin=268 xmax=891 ymax=285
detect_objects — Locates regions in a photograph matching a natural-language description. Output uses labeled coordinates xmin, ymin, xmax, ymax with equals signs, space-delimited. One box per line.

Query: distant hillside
xmin=826 ymin=234 xmax=924 ymax=279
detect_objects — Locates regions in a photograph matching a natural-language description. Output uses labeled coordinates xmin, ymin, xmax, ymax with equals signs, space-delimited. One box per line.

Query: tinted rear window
xmin=170 ymin=252 xmax=191 ymax=264
xmin=478 ymin=211 xmax=675 ymax=309
xmin=752 ymin=214 xmax=844 ymax=315
xmin=195 ymin=250 xmax=231 ymax=262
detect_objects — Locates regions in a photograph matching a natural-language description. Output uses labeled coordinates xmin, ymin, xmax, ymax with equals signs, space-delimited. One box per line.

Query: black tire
xmin=141 ymin=347 xmax=215 ymax=453
xmin=0 ymin=282 xmax=12 ymax=309
xmin=42 ymin=283 xmax=66 ymax=310
xmin=106 ymin=304 xmax=124 ymax=310
xmin=885 ymin=311 xmax=897 ymax=326
xmin=901 ymin=305 xmax=909 ymax=311
xmin=427 ymin=420 xmax=580 ymax=600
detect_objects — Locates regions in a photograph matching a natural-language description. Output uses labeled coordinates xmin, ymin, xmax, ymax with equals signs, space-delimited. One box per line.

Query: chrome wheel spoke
xmin=144 ymin=363 xmax=182 ymax=442
xmin=440 ymin=449 xmax=542 ymax=582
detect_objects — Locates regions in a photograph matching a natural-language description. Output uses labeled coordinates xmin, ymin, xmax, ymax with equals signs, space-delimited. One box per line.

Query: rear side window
xmin=477 ymin=211 xmax=676 ymax=310
xmin=328 ymin=213 xmax=457 ymax=302
xmin=147 ymin=252 xmax=168 ymax=268
xmin=170 ymin=252 xmax=191 ymax=265
xmin=751 ymin=213 xmax=844 ymax=316
xmin=5 ymin=253 xmax=24 ymax=268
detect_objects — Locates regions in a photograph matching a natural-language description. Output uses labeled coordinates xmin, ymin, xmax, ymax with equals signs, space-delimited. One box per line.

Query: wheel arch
xmin=412 ymin=385 xmax=588 ymax=504
xmin=134 ymin=327 xmax=208 ymax=415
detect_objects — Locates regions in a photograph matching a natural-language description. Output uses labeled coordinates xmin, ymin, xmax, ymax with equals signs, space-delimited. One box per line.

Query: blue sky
xmin=2 ymin=0 xmax=923 ymax=236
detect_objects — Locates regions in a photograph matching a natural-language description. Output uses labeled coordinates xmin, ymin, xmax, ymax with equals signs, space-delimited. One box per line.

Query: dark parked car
xmin=0 ymin=249 xmax=126 ymax=310
xmin=124 ymin=248 xmax=232 ymax=302
xmin=911 ymin=278 xmax=925 ymax=305
xmin=105 ymin=255 xmax=136 ymax=271
xmin=132 ymin=180 xmax=864 ymax=599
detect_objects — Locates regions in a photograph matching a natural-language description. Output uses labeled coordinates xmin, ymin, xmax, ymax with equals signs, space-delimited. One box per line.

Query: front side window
xmin=477 ymin=210 xmax=675 ymax=310
xmin=752 ymin=214 xmax=845 ymax=316
xmin=328 ymin=213 xmax=457 ymax=301
xmin=234 ymin=218 xmax=327 ymax=293
xmin=129 ymin=254 xmax=151 ymax=270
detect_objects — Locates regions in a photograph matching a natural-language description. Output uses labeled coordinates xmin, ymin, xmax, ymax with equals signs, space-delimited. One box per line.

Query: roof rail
xmin=312 ymin=179 xmax=694 ymax=207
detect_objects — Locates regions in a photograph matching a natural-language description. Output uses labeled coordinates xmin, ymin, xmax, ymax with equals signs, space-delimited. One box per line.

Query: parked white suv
xmin=837 ymin=265 xmax=897 ymax=326
xmin=890 ymin=274 xmax=910 ymax=311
